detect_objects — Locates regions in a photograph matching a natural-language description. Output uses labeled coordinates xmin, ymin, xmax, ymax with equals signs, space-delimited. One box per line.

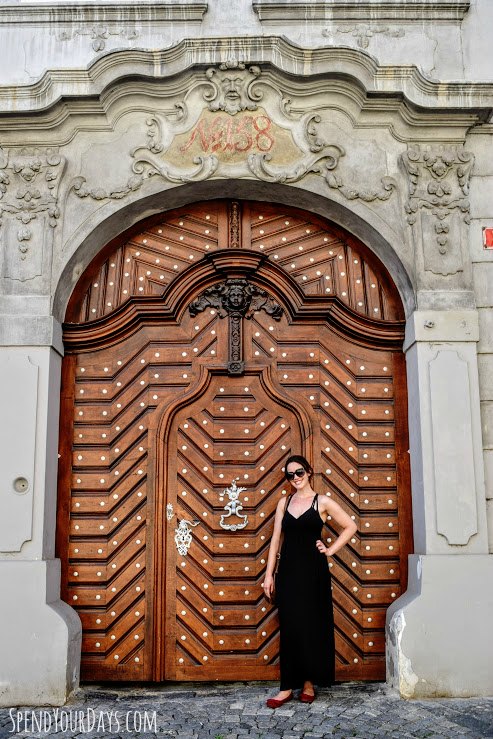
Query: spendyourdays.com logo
xmin=8 ymin=708 xmax=157 ymax=734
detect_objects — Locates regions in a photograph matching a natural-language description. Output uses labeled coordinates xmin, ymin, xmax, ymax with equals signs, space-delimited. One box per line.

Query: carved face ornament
xmin=205 ymin=65 xmax=261 ymax=116
xmin=226 ymin=285 xmax=247 ymax=311
xmin=221 ymin=76 xmax=242 ymax=101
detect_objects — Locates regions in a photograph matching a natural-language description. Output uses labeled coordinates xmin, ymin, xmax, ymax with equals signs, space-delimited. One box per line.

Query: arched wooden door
xmin=57 ymin=200 xmax=412 ymax=682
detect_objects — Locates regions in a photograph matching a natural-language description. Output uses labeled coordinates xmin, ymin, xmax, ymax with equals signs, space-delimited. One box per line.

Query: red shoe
xmin=266 ymin=693 xmax=293 ymax=709
xmin=299 ymin=691 xmax=316 ymax=704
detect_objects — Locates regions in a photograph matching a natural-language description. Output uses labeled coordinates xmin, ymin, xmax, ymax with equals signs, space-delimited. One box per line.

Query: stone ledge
xmin=0 ymin=1 xmax=208 ymax=24
xmin=0 ymin=38 xmax=491 ymax=116
xmin=253 ymin=0 xmax=471 ymax=22
xmin=0 ymin=315 xmax=64 ymax=354
xmin=404 ymin=309 xmax=480 ymax=349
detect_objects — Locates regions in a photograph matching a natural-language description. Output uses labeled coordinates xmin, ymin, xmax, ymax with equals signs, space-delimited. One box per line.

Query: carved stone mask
xmin=205 ymin=65 xmax=260 ymax=116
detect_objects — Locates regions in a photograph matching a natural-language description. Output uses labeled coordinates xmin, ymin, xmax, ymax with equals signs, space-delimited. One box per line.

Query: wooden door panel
xmin=162 ymin=369 xmax=305 ymax=681
xmin=58 ymin=199 xmax=411 ymax=683
xmin=243 ymin=308 xmax=406 ymax=678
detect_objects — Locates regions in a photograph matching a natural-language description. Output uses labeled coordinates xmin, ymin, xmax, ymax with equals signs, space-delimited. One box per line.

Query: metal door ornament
xmin=174 ymin=518 xmax=200 ymax=556
xmin=167 ymin=504 xmax=199 ymax=555
xmin=219 ymin=479 xmax=248 ymax=531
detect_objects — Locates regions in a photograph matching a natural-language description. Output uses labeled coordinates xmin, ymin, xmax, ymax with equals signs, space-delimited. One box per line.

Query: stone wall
xmin=0 ymin=0 xmax=492 ymax=705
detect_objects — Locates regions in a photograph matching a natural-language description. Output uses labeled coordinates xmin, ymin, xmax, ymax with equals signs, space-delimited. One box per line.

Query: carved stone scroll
xmin=325 ymin=24 xmax=405 ymax=49
xmin=68 ymin=64 xmax=397 ymax=207
xmin=189 ymin=278 xmax=282 ymax=375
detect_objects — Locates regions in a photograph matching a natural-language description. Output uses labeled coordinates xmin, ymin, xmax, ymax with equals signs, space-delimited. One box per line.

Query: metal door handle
xmin=167 ymin=504 xmax=199 ymax=556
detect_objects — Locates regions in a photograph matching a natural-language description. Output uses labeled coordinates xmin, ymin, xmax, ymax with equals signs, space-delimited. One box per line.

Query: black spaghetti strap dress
xmin=276 ymin=493 xmax=335 ymax=691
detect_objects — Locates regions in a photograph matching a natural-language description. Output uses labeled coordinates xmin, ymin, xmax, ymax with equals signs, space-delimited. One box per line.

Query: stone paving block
xmin=2 ymin=683 xmax=493 ymax=739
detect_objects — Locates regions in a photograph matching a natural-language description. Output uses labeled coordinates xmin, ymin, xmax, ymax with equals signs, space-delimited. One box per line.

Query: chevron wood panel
xmin=245 ymin=201 xmax=402 ymax=321
xmin=58 ymin=199 xmax=410 ymax=682
xmin=162 ymin=370 xmax=302 ymax=680
xmin=70 ymin=202 xmax=224 ymax=323
xmin=61 ymin=305 xmax=227 ymax=680
xmin=244 ymin=309 xmax=406 ymax=679
xmin=68 ymin=200 xmax=402 ymax=324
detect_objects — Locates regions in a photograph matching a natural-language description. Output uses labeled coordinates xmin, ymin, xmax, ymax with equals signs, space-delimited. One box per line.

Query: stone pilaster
xmin=386 ymin=309 xmax=493 ymax=697
xmin=0 ymin=323 xmax=81 ymax=706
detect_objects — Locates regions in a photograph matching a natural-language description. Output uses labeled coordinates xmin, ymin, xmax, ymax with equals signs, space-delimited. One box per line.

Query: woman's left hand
xmin=316 ymin=539 xmax=332 ymax=556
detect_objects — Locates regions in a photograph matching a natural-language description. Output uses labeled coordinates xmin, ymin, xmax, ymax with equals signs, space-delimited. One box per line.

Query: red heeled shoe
xmin=299 ymin=691 xmax=316 ymax=704
xmin=266 ymin=693 xmax=293 ymax=709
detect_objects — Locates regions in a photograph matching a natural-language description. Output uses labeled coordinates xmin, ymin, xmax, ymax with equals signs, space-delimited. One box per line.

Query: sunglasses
xmin=286 ymin=468 xmax=306 ymax=480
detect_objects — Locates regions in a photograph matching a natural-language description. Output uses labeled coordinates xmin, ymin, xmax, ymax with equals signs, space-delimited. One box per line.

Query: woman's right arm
xmin=262 ymin=497 xmax=287 ymax=598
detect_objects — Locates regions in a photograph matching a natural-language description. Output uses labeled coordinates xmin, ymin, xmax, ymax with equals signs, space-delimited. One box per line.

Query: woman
xmin=263 ymin=454 xmax=358 ymax=707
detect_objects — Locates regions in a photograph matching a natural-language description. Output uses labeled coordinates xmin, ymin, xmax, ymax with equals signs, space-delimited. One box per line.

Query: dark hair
xmin=284 ymin=454 xmax=314 ymax=481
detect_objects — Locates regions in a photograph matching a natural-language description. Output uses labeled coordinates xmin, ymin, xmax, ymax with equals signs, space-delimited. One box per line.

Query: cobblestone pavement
xmin=1 ymin=682 xmax=492 ymax=739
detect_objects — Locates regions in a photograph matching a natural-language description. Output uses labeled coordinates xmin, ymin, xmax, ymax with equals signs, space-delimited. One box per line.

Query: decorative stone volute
xmin=67 ymin=62 xmax=397 ymax=210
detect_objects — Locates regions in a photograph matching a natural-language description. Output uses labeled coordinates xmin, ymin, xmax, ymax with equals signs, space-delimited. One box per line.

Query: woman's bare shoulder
xmin=317 ymin=493 xmax=340 ymax=512
xmin=277 ymin=495 xmax=289 ymax=511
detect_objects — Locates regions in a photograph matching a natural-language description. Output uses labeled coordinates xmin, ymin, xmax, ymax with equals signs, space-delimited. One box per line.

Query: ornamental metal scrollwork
xmin=219 ymin=479 xmax=248 ymax=531
xmin=174 ymin=518 xmax=199 ymax=556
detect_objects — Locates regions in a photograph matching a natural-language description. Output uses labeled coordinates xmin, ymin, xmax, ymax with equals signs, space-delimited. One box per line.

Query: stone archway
xmin=56 ymin=198 xmax=412 ymax=682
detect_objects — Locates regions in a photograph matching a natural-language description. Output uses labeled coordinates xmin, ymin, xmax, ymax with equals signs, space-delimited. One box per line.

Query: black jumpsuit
xmin=276 ymin=493 xmax=335 ymax=691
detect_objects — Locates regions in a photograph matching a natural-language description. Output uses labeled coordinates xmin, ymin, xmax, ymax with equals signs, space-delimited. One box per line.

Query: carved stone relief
xmin=323 ymin=25 xmax=404 ymax=49
xmin=58 ymin=26 xmax=139 ymax=53
xmin=204 ymin=62 xmax=261 ymax=116
xmin=0 ymin=147 xmax=65 ymax=281
xmin=69 ymin=63 xmax=397 ymax=208
xmin=402 ymin=145 xmax=474 ymax=276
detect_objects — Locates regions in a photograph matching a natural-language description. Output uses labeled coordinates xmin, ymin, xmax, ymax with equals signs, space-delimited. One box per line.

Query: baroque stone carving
xmin=69 ymin=64 xmax=397 ymax=208
xmin=0 ymin=147 xmax=65 ymax=280
xmin=325 ymin=25 xmax=404 ymax=49
xmin=189 ymin=279 xmax=282 ymax=375
xmin=204 ymin=62 xmax=262 ymax=116
xmin=58 ymin=26 xmax=139 ymax=52
xmin=72 ymin=173 xmax=145 ymax=200
xmin=402 ymin=145 xmax=474 ymax=275
xmin=326 ymin=173 xmax=396 ymax=202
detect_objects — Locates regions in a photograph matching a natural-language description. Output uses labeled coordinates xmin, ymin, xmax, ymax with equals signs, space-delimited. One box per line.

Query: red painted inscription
xmin=180 ymin=114 xmax=274 ymax=154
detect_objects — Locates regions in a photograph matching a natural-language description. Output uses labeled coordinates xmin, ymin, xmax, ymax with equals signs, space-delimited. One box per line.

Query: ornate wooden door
xmin=58 ymin=200 xmax=411 ymax=682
